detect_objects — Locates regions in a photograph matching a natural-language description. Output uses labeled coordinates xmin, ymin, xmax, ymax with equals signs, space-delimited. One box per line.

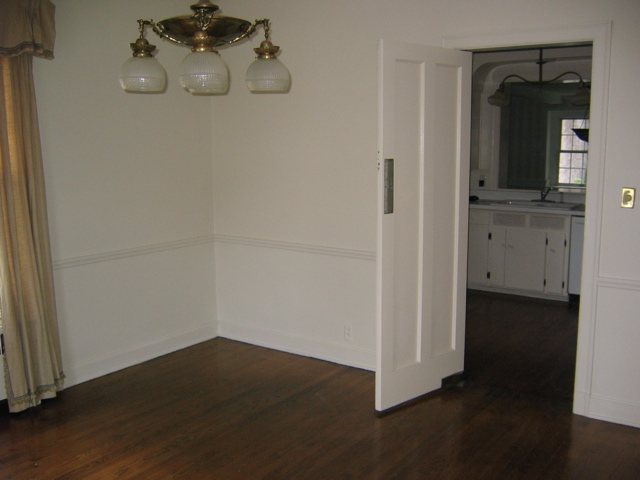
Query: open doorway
xmin=443 ymin=23 xmax=610 ymax=417
xmin=463 ymin=45 xmax=591 ymax=405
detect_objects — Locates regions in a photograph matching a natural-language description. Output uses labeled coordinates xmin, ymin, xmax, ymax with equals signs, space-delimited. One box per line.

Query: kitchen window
xmin=558 ymin=118 xmax=589 ymax=186
xmin=546 ymin=111 xmax=589 ymax=188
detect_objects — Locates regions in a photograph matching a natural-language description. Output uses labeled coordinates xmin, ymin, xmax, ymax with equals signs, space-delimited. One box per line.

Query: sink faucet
xmin=540 ymin=186 xmax=554 ymax=201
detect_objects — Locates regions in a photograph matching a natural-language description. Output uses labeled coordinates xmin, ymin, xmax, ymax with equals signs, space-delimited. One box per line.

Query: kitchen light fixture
xmin=487 ymin=48 xmax=590 ymax=107
xmin=119 ymin=0 xmax=291 ymax=95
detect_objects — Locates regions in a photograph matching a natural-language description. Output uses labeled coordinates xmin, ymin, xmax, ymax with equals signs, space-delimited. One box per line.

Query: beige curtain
xmin=0 ymin=0 xmax=64 ymax=413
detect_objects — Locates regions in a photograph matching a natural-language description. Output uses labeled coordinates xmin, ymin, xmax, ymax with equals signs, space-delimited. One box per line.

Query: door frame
xmin=442 ymin=23 xmax=612 ymax=417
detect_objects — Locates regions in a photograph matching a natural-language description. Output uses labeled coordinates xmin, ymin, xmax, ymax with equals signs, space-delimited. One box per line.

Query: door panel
xmin=391 ymin=59 xmax=423 ymax=370
xmin=376 ymin=40 xmax=472 ymax=412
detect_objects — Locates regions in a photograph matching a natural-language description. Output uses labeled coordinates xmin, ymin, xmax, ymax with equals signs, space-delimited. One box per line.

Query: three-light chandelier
xmin=119 ymin=0 xmax=291 ymax=95
xmin=487 ymin=48 xmax=590 ymax=107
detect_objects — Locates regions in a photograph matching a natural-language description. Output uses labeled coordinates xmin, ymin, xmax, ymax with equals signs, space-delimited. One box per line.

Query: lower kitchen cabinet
xmin=468 ymin=208 xmax=573 ymax=300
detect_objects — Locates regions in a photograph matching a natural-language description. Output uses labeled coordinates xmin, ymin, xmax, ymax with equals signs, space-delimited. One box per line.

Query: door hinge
xmin=544 ymin=279 xmax=547 ymax=286
xmin=545 ymin=238 xmax=549 ymax=245
xmin=384 ymin=158 xmax=394 ymax=214
xmin=564 ymin=239 xmax=567 ymax=247
xmin=488 ymin=232 xmax=492 ymax=240
xmin=487 ymin=271 xmax=491 ymax=279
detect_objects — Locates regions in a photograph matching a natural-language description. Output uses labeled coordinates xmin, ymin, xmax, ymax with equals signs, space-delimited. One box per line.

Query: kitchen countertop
xmin=470 ymin=199 xmax=585 ymax=216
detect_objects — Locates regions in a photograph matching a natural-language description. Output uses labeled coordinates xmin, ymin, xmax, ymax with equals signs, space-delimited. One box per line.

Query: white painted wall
xmin=34 ymin=0 xmax=218 ymax=387
xmin=211 ymin=0 xmax=640 ymax=427
xmin=31 ymin=0 xmax=640 ymax=428
xmin=209 ymin=0 xmax=379 ymax=367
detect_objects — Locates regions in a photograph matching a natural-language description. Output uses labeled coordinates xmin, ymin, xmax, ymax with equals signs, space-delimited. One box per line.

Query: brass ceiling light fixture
xmin=487 ymin=48 xmax=590 ymax=107
xmin=119 ymin=0 xmax=291 ymax=95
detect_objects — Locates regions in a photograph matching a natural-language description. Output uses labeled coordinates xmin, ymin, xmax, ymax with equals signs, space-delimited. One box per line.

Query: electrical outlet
xmin=344 ymin=325 xmax=353 ymax=342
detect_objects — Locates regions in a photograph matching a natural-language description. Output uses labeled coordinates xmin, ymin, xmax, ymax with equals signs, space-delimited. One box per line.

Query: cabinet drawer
xmin=469 ymin=209 xmax=491 ymax=225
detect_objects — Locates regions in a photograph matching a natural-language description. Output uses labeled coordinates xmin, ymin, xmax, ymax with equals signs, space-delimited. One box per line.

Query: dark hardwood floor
xmin=1 ymin=290 xmax=639 ymax=479
xmin=464 ymin=289 xmax=579 ymax=406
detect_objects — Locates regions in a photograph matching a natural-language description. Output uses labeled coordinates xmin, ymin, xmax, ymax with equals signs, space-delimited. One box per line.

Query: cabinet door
xmin=468 ymin=224 xmax=489 ymax=285
xmin=544 ymin=231 xmax=567 ymax=295
xmin=504 ymin=228 xmax=546 ymax=292
xmin=488 ymin=226 xmax=506 ymax=287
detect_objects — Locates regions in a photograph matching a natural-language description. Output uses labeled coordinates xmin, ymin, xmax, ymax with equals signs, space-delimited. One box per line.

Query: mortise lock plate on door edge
xmin=621 ymin=187 xmax=635 ymax=208
xmin=384 ymin=159 xmax=394 ymax=214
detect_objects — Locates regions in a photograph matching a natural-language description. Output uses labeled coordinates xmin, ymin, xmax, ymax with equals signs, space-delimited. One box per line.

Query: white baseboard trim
xmin=62 ymin=324 xmax=217 ymax=388
xmin=218 ymin=319 xmax=375 ymax=371
xmin=586 ymin=395 xmax=640 ymax=429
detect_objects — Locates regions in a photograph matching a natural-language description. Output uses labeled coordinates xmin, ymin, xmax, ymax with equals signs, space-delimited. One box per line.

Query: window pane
xmin=572 ymin=171 xmax=586 ymax=184
xmin=560 ymin=153 xmax=572 ymax=167
xmin=573 ymin=136 xmax=587 ymax=151
xmin=571 ymin=153 xmax=584 ymax=168
xmin=558 ymin=168 xmax=572 ymax=184
xmin=561 ymin=120 xmax=574 ymax=135
xmin=561 ymin=135 xmax=574 ymax=150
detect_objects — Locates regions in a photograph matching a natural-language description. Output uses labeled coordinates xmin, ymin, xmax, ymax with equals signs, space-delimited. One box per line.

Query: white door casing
xmin=376 ymin=40 xmax=472 ymax=412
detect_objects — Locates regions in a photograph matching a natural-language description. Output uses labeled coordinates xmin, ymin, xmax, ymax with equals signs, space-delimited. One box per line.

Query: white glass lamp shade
xmin=179 ymin=51 xmax=229 ymax=94
xmin=246 ymin=58 xmax=291 ymax=93
xmin=119 ymin=57 xmax=167 ymax=93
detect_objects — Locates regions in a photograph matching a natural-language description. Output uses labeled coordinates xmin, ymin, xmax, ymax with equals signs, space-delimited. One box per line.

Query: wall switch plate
xmin=621 ymin=187 xmax=635 ymax=208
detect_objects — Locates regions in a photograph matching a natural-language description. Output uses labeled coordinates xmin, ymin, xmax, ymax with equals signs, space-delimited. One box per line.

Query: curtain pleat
xmin=0 ymin=0 xmax=63 ymax=413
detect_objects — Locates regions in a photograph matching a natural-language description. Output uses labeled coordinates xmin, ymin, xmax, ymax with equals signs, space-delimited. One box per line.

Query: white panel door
xmin=376 ymin=40 xmax=471 ymax=412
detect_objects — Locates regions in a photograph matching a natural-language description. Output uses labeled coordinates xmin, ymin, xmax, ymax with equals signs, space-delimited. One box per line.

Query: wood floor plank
xmin=0 ymin=291 xmax=639 ymax=479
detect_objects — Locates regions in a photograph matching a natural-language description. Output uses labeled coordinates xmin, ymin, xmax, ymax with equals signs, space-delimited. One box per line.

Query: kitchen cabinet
xmin=468 ymin=207 xmax=573 ymax=300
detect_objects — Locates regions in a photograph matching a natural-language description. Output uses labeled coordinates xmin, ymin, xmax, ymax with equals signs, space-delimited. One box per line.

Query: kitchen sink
xmin=489 ymin=200 xmax=582 ymax=210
